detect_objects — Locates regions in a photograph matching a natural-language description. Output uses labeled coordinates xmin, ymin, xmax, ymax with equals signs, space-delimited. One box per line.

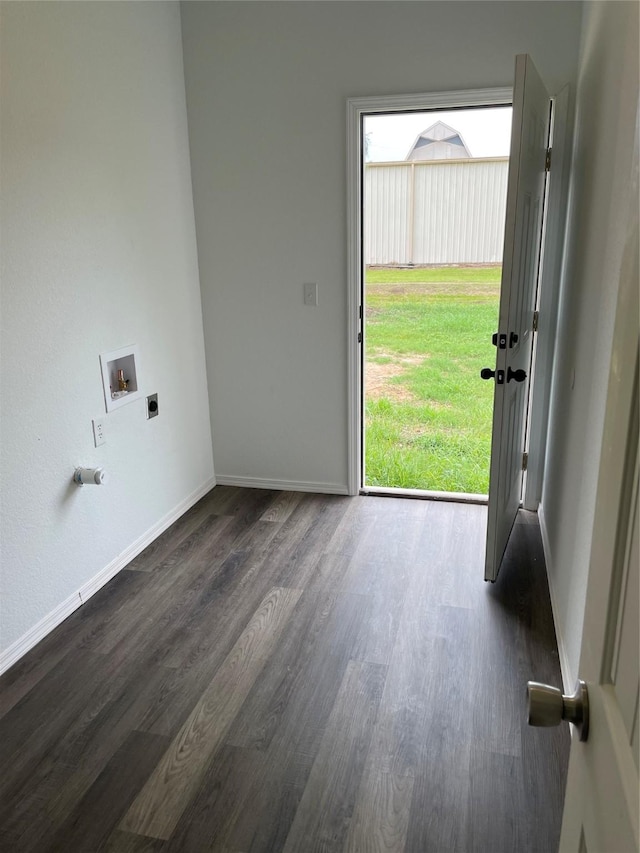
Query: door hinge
xmin=359 ymin=305 xmax=363 ymax=320
xmin=545 ymin=147 xmax=552 ymax=172
xmin=533 ymin=311 xmax=539 ymax=332
xmin=522 ymin=452 xmax=528 ymax=471
xmin=357 ymin=331 xmax=362 ymax=343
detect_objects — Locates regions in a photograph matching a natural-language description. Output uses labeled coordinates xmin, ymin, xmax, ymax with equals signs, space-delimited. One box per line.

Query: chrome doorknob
xmin=527 ymin=679 xmax=589 ymax=741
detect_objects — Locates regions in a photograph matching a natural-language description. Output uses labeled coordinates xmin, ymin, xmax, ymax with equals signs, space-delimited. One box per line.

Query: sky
xmin=364 ymin=106 xmax=513 ymax=162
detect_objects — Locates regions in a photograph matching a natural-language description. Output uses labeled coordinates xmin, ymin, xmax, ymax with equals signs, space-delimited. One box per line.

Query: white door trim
xmin=346 ymin=87 xmax=512 ymax=495
xmin=523 ymin=84 xmax=573 ymax=510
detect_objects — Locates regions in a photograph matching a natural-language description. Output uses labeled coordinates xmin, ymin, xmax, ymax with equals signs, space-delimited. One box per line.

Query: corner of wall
xmin=0 ymin=476 xmax=216 ymax=676
xmin=0 ymin=1 xmax=215 ymax=663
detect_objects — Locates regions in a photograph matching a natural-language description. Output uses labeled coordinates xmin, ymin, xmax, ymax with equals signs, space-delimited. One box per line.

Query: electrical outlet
xmin=303 ymin=282 xmax=318 ymax=306
xmin=146 ymin=393 xmax=159 ymax=419
xmin=92 ymin=419 xmax=106 ymax=447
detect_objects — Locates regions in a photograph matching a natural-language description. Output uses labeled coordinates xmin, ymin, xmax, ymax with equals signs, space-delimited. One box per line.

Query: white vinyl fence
xmin=365 ymin=158 xmax=509 ymax=266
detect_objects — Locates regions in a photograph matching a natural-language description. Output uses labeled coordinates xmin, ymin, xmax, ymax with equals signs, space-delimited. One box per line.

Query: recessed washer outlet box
xmin=100 ymin=345 xmax=141 ymax=413
xmin=146 ymin=393 xmax=159 ymax=419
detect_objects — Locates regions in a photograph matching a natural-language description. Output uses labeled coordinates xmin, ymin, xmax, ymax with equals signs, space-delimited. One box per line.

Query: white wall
xmin=181 ymin=0 xmax=582 ymax=492
xmin=540 ymin=0 xmax=639 ymax=688
xmin=0 ymin=2 xmax=214 ymax=660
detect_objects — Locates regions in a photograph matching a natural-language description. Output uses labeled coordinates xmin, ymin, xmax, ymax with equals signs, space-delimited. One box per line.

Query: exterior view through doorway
xmin=362 ymin=105 xmax=513 ymax=498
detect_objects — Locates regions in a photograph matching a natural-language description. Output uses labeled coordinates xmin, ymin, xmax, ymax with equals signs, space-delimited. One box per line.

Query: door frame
xmin=522 ymin=84 xmax=572 ymax=510
xmin=346 ymin=86 xmax=512 ymax=497
xmin=346 ymin=85 xmax=572 ymax=501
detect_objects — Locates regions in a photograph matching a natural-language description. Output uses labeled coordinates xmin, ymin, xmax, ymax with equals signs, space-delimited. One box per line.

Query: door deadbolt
xmin=527 ymin=679 xmax=589 ymax=741
xmin=507 ymin=367 xmax=527 ymax=383
xmin=480 ymin=368 xmax=504 ymax=384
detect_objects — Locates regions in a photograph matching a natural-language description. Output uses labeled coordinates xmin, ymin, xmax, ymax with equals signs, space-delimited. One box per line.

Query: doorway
xmin=349 ymin=64 xmax=564 ymax=585
xmin=361 ymin=103 xmax=513 ymax=498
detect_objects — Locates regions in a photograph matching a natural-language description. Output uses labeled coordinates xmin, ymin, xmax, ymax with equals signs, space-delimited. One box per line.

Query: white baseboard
xmin=538 ymin=502 xmax=572 ymax=692
xmin=0 ymin=588 xmax=85 ymax=679
xmin=215 ymin=474 xmax=349 ymax=495
xmin=0 ymin=476 xmax=216 ymax=677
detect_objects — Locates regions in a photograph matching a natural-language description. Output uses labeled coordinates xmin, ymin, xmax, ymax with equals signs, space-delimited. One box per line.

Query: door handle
xmin=527 ymin=679 xmax=589 ymax=741
xmin=480 ymin=368 xmax=504 ymax=384
xmin=507 ymin=366 xmax=527 ymax=383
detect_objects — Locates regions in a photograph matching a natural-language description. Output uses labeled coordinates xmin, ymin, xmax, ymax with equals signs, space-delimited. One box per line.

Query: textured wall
xmin=0 ymin=2 xmax=214 ymax=655
xmin=181 ymin=0 xmax=582 ymax=490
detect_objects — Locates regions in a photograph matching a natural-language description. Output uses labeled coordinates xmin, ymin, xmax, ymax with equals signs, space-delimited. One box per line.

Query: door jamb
xmin=523 ymin=84 xmax=572 ymax=510
xmin=346 ymin=87 xmax=512 ymax=496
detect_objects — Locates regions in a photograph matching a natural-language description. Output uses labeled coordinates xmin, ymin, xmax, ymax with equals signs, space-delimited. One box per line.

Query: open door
xmin=484 ymin=55 xmax=551 ymax=582
xmin=558 ymin=127 xmax=639 ymax=853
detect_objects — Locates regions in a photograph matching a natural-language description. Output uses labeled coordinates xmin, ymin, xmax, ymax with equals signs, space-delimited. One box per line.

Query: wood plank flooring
xmin=0 ymin=486 xmax=569 ymax=852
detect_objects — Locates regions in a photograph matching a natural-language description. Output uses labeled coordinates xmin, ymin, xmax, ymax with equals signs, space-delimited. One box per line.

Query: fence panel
xmin=365 ymin=159 xmax=508 ymax=266
xmin=364 ymin=164 xmax=412 ymax=265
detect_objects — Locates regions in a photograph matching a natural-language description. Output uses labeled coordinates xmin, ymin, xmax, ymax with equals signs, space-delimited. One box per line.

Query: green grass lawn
xmin=364 ymin=265 xmax=501 ymax=494
xmin=366 ymin=265 xmax=501 ymax=285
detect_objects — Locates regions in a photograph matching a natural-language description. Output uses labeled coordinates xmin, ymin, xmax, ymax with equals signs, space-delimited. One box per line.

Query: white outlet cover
xmin=92 ymin=419 xmax=106 ymax=447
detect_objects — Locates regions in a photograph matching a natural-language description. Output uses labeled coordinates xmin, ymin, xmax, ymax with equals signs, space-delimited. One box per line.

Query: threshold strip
xmin=359 ymin=485 xmax=488 ymax=505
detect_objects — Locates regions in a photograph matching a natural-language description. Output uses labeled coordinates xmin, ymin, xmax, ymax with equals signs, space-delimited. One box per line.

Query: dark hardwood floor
xmin=0 ymin=486 xmax=569 ymax=852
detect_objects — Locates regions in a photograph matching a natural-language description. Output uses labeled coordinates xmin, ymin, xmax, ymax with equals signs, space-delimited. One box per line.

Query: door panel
xmin=561 ymin=402 xmax=639 ymax=852
xmin=485 ymin=55 xmax=550 ymax=581
xmin=559 ymin=113 xmax=639 ymax=851
xmin=610 ymin=457 xmax=639 ymax=752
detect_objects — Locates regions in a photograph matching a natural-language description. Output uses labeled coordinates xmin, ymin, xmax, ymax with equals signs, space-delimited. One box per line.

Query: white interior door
xmin=484 ymin=55 xmax=550 ymax=582
xmin=559 ymin=128 xmax=639 ymax=853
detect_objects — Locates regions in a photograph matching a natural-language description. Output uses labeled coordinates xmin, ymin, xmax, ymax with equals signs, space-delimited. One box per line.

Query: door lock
xmin=527 ymin=680 xmax=589 ymax=741
xmin=492 ymin=332 xmax=507 ymax=349
xmin=507 ymin=367 xmax=527 ymax=383
xmin=480 ymin=368 xmax=505 ymax=384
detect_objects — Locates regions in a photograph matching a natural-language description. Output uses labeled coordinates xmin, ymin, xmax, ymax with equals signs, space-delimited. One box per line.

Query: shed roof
xmin=406 ymin=121 xmax=472 ymax=160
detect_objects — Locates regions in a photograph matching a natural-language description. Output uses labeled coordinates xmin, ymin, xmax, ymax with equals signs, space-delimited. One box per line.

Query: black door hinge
xmin=522 ymin=452 xmax=528 ymax=471
xmin=545 ymin=148 xmax=552 ymax=172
